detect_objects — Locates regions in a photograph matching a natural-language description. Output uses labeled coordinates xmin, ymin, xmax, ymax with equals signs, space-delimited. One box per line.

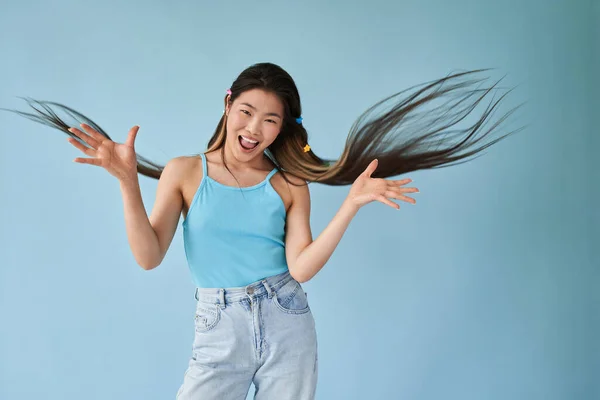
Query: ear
xmin=224 ymin=95 xmax=232 ymax=116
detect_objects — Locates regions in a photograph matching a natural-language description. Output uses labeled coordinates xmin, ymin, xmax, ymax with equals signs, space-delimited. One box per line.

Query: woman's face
xmin=224 ymin=88 xmax=284 ymax=161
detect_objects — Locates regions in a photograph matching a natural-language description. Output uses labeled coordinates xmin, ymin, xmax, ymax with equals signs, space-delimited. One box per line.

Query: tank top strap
xmin=200 ymin=153 xmax=208 ymax=177
xmin=265 ymin=167 xmax=278 ymax=182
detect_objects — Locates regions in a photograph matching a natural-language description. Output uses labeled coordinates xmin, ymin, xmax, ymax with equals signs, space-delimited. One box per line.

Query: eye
xmin=240 ymin=109 xmax=251 ymax=116
xmin=266 ymin=119 xmax=277 ymax=124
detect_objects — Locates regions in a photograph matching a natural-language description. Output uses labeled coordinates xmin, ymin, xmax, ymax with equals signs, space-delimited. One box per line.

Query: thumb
xmin=125 ymin=125 xmax=139 ymax=148
xmin=363 ymin=159 xmax=378 ymax=178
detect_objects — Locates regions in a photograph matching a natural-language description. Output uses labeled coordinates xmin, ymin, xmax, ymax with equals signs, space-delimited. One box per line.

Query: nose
xmin=246 ymin=117 xmax=260 ymax=135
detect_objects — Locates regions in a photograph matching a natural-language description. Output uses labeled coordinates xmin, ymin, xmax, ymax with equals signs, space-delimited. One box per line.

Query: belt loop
xmin=218 ymin=289 xmax=226 ymax=309
xmin=263 ymin=280 xmax=273 ymax=299
xmin=194 ymin=288 xmax=199 ymax=301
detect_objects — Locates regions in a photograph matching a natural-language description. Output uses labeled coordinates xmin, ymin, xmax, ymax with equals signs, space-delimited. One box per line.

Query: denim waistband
xmin=194 ymin=270 xmax=294 ymax=308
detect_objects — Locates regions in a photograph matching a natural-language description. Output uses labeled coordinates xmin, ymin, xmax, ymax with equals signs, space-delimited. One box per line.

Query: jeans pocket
xmin=273 ymin=279 xmax=311 ymax=315
xmin=194 ymin=302 xmax=221 ymax=333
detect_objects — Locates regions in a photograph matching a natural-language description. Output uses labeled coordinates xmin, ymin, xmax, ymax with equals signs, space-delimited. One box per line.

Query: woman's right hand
xmin=67 ymin=124 xmax=140 ymax=183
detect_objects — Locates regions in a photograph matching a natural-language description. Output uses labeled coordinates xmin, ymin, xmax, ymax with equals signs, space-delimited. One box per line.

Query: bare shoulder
xmin=281 ymin=172 xmax=310 ymax=207
xmin=269 ymin=170 xmax=308 ymax=213
xmin=168 ymin=155 xmax=205 ymax=218
xmin=282 ymin=172 xmax=308 ymax=190
xmin=165 ymin=155 xmax=201 ymax=172
xmin=161 ymin=155 xmax=202 ymax=185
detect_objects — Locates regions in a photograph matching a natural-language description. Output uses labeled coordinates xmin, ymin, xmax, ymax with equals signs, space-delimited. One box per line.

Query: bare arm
xmin=285 ymin=159 xmax=418 ymax=283
xmin=121 ymin=157 xmax=185 ymax=270
xmin=67 ymin=124 xmax=184 ymax=270
xmin=285 ymin=185 xmax=358 ymax=283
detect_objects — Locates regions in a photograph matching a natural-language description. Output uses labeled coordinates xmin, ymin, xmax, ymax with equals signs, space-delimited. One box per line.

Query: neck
xmin=219 ymin=142 xmax=268 ymax=171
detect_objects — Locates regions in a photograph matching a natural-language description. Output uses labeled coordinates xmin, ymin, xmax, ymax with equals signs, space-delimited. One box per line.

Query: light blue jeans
xmin=176 ymin=270 xmax=318 ymax=400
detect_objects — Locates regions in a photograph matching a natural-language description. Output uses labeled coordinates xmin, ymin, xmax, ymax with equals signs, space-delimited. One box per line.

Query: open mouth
xmin=238 ymin=135 xmax=259 ymax=151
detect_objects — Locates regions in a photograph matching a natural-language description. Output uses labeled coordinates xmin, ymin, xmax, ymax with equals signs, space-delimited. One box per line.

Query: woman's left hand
xmin=346 ymin=159 xmax=419 ymax=210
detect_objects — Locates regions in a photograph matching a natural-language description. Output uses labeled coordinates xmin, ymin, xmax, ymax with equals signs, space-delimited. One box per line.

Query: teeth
xmin=241 ymin=135 xmax=258 ymax=144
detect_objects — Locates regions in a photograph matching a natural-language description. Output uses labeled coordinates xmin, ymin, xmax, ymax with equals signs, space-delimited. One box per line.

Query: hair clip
xmin=296 ymin=117 xmax=303 ymax=124
xmin=226 ymin=89 xmax=232 ymax=95
xmin=303 ymin=144 xmax=311 ymax=153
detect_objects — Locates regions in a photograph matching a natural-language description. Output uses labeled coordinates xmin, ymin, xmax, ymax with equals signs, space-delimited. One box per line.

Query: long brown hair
xmin=4 ymin=63 xmax=525 ymax=186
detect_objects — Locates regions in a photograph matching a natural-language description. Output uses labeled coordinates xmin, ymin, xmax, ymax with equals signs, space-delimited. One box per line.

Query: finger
xmin=362 ymin=159 xmax=378 ymax=178
xmin=395 ymin=186 xmax=420 ymax=194
xmin=67 ymin=137 xmax=96 ymax=157
xmin=389 ymin=178 xmax=412 ymax=186
xmin=68 ymin=127 xmax=100 ymax=149
xmin=388 ymin=186 xmax=419 ymax=195
xmin=73 ymin=157 xmax=102 ymax=167
xmin=399 ymin=195 xmax=416 ymax=204
xmin=125 ymin=125 xmax=139 ymax=148
xmin=376 ymin=195 xmax=400 ymax=209
xmin=387 ymin=181 xmax=419 ymax=192
xmin=80 ymin=123 xmax=107 ymax=143
xmin=386 ymin=190 xmax=416 ymax=204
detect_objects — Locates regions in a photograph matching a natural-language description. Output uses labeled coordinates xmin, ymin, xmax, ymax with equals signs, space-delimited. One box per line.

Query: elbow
xmin=138 ymin=262 xmax=154 ymax=271
xmin=137 ymin=257 xmax=161 ymax=271
xmin=290 ymin=267 xmax=311 ymax=284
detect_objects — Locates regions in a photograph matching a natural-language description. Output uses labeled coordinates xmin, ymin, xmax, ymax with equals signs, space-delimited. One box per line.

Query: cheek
xmin=263 ymin=128 xmax=281 ymax=144
xmin=226 ymin=115 xmax=242 ymax=132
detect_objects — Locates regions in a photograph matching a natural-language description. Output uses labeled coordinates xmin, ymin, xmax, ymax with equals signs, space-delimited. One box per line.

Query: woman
xmin=6 ymin=62 xmax=522 ymax=399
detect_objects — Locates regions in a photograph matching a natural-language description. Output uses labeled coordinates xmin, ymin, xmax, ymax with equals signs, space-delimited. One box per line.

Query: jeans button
xmin=247 ymin=287 xmax=254 ymax=295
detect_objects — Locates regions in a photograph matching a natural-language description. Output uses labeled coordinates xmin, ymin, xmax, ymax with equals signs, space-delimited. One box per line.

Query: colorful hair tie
xmin=303 ymin=144 xmax=311 ymax=153
xmin=296 ymin=117 xmax=303 ymax=124
xmin=226 ymin=89 xmax=232 ymax=95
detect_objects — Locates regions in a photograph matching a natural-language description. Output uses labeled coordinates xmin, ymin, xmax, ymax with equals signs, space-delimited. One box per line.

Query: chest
xmin=180 ymin=162 xmax=292 ymax=220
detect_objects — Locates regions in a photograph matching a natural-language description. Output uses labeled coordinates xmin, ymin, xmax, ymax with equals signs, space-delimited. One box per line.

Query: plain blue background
xmin=1 ymin=1 xmax=597 ymax=399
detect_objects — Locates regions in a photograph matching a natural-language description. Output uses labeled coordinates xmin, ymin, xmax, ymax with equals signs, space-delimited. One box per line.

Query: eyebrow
xmin=240 ymin=102 xmax=282 ymax=119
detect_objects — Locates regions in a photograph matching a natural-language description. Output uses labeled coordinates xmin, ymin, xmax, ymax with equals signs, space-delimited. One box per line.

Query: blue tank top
xmin=182 ymin=153 xmax=289 ymax=288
